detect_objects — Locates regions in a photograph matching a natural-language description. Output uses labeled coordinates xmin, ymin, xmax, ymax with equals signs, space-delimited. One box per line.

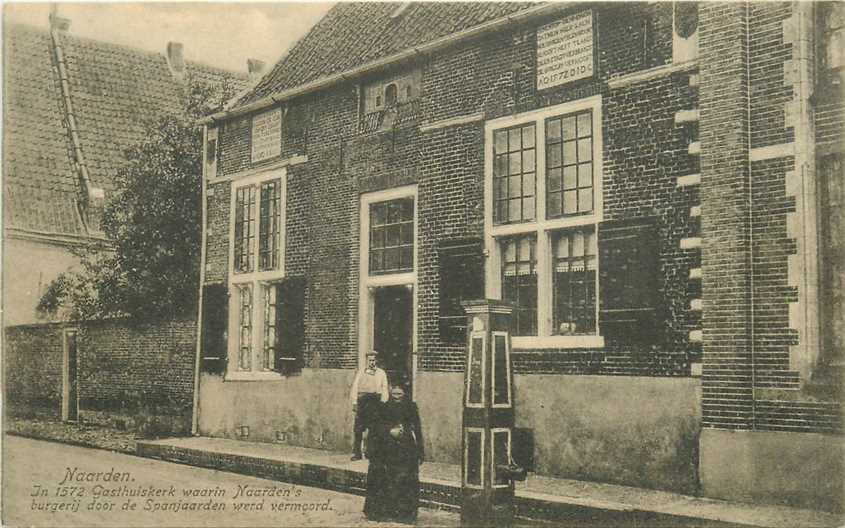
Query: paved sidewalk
xmin=137 ymin=436 xmax=844 ymax=528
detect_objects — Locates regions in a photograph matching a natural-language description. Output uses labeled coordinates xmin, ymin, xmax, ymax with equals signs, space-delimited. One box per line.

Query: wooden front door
xmin=373 ymin=285 xmax=413 ymax=392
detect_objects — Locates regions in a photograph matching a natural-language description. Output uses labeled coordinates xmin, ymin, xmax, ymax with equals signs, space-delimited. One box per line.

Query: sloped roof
xmin=236 ymin=2 xmax=537 ymax=108
xmin=3 ymin=23 xmax=248 ymax=238
xmin=3 ymin=24 xmax=84 ymax=236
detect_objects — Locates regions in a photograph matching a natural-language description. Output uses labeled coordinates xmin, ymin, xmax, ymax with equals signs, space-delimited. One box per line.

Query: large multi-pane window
xmin=493 ymin=123 xmax=536 ymax=224
xmin=485 ymin=97 xmax=603 ymax=347
xmin=370 ymin=198 xmax=414 ymax=274
xmin=228 ymin=170 xmax=288 ymax=377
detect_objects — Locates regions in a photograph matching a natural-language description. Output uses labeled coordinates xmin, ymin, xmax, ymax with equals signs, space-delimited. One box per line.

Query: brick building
xmin=194 ymin=2 xmax=843 ymax=510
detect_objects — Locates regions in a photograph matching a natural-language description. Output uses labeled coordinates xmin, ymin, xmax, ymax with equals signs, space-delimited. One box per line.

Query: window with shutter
xmin=226 ymin=168 xmax=288 ymax=379
xmin=485 ymin=96 xmax=605 ymax=349
xmin=274 ymin=277 xmax=306 ymax=375
xmin=200 ymin=284 xmax=228 ymax=375
xmin=438 ymin=239 xmax=485 ymax=344
xmin=598 ymin=218 xmax=660 ymax=342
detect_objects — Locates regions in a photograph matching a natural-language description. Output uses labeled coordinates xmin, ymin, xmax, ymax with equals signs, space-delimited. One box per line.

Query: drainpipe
xmin=191 ymin=125 xmax=211 ymax=435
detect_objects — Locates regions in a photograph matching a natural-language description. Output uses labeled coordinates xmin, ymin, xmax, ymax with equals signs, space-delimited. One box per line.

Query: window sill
xmin=512 ymin=335 xmax=604 ymax=350
xmin=224 ymin=371 xmax=287 ymax=382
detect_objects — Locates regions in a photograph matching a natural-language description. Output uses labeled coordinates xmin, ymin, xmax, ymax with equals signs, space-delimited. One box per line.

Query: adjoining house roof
xmin=4 ymin=24 xmax=84 ymax=236
xmin=234 ymin=2 xmax=538 ymax=110
xmin=3 ymin=23 xmax=248 ymax=239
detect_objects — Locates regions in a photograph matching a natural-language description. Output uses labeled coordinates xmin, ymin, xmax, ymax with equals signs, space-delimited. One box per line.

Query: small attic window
xmin=385 ymin=83 xmax=398 ymax=106
xmin=390 ymin=3 xmax=411 ymax=20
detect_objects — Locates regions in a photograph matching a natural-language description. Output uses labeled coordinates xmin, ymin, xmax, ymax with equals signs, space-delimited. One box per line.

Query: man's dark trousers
xmin=353 ymin=393 xmax=381 ymax=457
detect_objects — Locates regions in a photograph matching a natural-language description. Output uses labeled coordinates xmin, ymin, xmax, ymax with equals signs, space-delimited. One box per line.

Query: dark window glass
xmin=501 ymin=235 xmax=537 ymax=336
xmin=546 ymin=110 xmax=594 ymax=218
xmin=370 ymin=198 xmax=414 ymax=274
xmin=259 ymin=180 xmax=282 ymax=271
xmin=493 ymin=123 xmax=536 ymax=225
xmin=553 ymin=228 xmax=597 ymax=335
xmin=385 ymin=83 xmax=398 ymax=106
xmin=234 ymin=186 xmax=256 ymax=273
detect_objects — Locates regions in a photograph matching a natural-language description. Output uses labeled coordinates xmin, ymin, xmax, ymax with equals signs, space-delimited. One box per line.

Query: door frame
xmin=61 ymin=327 xmax=79 ymax=422
xmin=358 ymin=184 xmax=418 ymax=398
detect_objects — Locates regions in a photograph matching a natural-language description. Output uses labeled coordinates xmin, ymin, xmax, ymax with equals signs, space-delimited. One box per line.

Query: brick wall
xmin=699 ymin=2 xmax=755 ymax=430
xmin=4 ymin=318 xmax=197 ymax=430
xmin=699 ymin=2 xmax=843 ymax=435
xmin=4 ymin=323 xmax=64 ymax=408
xmin=76 ymin=318 xmax=196 ymax=413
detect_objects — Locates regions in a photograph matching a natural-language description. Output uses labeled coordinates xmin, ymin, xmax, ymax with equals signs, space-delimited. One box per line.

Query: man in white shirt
xmin=349 ymin=350 xmax=389 ymax=460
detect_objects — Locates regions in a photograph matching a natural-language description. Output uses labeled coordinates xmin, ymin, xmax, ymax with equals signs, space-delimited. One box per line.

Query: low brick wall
xmin=4 ymin=318 xmax=197 ymax=435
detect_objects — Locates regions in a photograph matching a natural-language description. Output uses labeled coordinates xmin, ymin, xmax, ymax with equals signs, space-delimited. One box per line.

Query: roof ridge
xmin=7 ymin=21 xmax=246 ymax=78
xmin=230 ymin=2 xmax=542 ymax=113
xmin=245 ymin=2 xmax=349 ymax=103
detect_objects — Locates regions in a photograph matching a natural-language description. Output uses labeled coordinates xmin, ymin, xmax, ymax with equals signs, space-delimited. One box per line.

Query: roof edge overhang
xmin=5 ymin=226 xmax=112 ymax=250
xmin=200 ymin=2 xmax=584 ymax=125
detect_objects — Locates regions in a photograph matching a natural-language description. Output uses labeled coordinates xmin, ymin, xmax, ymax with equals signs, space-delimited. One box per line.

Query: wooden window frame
xmin=226 ymin=168 xmax=288 ymax=380
xmin=484 ymin=96 xmax=604 ymax=350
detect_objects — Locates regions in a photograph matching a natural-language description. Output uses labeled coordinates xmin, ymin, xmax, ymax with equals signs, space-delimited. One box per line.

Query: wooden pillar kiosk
xmin=460 ymin=299 xmax=526 ymax=527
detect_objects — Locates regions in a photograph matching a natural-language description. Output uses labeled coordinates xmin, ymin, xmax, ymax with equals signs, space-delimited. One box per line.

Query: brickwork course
xmin=198 ymin=1 xmax=843 ymax=507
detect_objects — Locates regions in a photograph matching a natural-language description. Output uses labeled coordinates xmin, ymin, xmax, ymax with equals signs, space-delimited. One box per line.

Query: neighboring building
xmin=194 ymin=2 xmax=843 ymax=511
xmin=2 ymin=17 xmax=250 ymax=326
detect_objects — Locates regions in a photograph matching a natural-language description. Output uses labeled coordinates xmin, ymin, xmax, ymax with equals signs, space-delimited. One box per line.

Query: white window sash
xmin=484 ymin=97 xmax=604 ymax=349
xmin=226 ymin=168 xmax=287 ymax=379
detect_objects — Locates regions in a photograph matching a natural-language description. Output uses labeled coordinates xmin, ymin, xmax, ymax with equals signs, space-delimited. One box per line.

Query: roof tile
xmin=235 ymin=2 xmax=536 ymax=108
xmin=3 ymin=23 xmax=248 ymax=237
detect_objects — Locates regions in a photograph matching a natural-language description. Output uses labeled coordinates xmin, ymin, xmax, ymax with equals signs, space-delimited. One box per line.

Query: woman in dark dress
xmin=363 ymin=383 xmax=424 ymax=524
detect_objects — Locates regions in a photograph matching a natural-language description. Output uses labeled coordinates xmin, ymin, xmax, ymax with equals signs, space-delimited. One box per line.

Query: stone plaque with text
xmin=251 ymin=107 xmax=282 ymax=163
xmin=536 ymin=10 xmax=594 ymax=91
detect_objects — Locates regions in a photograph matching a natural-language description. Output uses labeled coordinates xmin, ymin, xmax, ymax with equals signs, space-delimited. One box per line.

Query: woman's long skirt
xmin=363 ymin=453 xmax=419 ymax=523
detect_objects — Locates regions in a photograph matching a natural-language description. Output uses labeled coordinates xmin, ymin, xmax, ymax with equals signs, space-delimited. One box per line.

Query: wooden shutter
xmin=439 ymin=238 xmax=485 ymax=344
xmin=200 ymin=284 xmax=228 ymax=375
xmin=598 ymin=218 xmax=661 ymax=342
xmin=274 ymin=276 xmax=306 ymax=375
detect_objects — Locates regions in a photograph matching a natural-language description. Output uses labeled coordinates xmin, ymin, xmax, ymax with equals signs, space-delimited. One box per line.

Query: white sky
xmin=3 ymin=2 xmax=335 ymax=73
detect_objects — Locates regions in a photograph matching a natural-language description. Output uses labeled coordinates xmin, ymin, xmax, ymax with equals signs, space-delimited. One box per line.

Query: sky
xmin=3 ymin=2 xmax=335 ymax=73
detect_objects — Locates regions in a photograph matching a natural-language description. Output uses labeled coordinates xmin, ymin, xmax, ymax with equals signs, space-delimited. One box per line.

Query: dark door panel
xmin=373 ymin=285 xmax=413 ymax=393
